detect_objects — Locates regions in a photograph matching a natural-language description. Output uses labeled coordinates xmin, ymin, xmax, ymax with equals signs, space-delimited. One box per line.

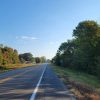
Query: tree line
xmin=52 ymin=20 xmax=100 ymax=78
xmin=0 ymin=44 xmax=46 ymax=67
xmin=19 ymin=53 xmax=46 ymax=64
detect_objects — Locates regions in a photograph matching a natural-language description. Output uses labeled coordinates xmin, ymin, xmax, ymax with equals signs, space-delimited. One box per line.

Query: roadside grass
xmin=0 ymin=63 xmax=34 ymax=73
xmin=52 ymin=64 xmax=100 ymax=92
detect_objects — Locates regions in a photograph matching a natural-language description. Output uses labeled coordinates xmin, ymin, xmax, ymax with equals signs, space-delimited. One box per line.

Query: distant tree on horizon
xmin=19 ymin=53 xmax=34 ymax=63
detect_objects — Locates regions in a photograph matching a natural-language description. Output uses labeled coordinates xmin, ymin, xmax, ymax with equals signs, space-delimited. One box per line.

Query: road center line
xmin=29 ymin=63 xmax=47 ymax=100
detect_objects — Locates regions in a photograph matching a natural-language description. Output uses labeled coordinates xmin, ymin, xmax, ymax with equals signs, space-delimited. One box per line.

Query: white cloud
xmin=16 ymin=36 xmax=37 ymax=40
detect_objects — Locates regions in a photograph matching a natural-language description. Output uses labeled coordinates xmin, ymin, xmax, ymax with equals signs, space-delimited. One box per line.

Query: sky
xmin=0 ymin=0 xmax=100 ymax=59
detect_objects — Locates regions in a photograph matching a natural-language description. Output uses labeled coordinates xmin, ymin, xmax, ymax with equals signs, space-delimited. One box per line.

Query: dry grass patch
xmin=0 ymin=63 xmax=34 ymax=73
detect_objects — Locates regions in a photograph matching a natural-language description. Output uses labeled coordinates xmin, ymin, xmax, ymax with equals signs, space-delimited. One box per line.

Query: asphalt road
xmin=0 ymin=63 xmax=75 ymax=100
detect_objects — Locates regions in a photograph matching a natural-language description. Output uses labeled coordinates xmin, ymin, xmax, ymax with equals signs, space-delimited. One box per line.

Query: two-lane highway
xmin=0 ymin=64 xmax=75 ymax=100
xmin=0 ymin=64 xmax=46 ymax=100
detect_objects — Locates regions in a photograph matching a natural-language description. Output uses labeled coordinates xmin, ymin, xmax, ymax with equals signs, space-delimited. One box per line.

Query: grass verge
xmin=0 ymin=63 xmax=34 ymax=73
xmin=52 ymin=64 xmax=100 ymax=100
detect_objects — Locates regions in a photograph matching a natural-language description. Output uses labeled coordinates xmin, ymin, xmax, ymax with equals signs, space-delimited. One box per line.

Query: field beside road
xmin=52 ymin=64 xmax=100 ymax=100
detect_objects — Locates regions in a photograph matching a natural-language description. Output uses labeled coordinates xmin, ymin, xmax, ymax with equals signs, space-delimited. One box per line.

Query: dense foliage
xmin=19 ymin=53 xmax=34 ymax=63
xmin=52 ymin=20 xmax=100 ymax=77
xmin=0 ymin=45 xmax=20 ymax=65
xmin=35 ymin=56 xmax=46 ymax=63
xmin=35 ymin=57 xmax=41 ymax=63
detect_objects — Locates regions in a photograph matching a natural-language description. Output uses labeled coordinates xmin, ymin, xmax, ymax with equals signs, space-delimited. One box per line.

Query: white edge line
xmin=29 ymin=63 xmax=47 ymax=100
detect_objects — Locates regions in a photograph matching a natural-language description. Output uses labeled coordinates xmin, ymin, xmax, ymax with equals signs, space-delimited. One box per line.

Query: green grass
xmin=52 ymin=64 xmax=100 ymax=92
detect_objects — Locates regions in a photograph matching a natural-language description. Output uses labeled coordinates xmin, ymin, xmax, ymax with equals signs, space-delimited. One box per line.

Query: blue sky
xmin=0 ymin=0 xmax=100 ymax=59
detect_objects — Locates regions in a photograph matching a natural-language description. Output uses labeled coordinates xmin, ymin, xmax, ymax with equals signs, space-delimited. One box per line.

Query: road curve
xmin=0 ymin=63 xmax=75 ymax=100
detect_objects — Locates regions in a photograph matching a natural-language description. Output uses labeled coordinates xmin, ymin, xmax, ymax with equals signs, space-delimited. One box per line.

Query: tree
xmin=0 ymin=45 xmax=20 ymax=65
xmin=12 ymin=49 xmax=20 ymax=64
xmin=40 ymin=56 xmax=46 ymax=63
xmin=54 ymin=40 xmax=76 ymax=67
xmin=73 ymin=20 xmax=100 ymax=74
xmin=2 ymin=47 xmax=9 ymax=65
xmin=53 ymin=52 xmax=61 ymax=66
xmin=7 ymin=47 xmax=14 ymax=64
xmin=19 ymin=53 xmax=34 ymax=63
xmin=0 ymin=47 xmax=3 ymax=65
xmin=35 ymin=57 xmax=41 ymax=63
